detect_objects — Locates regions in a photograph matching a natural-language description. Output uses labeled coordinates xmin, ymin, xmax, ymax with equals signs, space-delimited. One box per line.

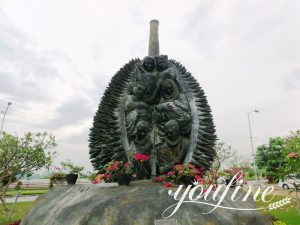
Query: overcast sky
xmin=0 ymin=0 xmax=299 ymax=171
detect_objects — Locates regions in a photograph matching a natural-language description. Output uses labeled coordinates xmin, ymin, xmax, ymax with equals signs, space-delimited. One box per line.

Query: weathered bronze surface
xmin=89 ymin=20 xmax=216 ymax=176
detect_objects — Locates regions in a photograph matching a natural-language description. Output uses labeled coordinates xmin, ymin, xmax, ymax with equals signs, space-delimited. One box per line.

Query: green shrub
xmin=273 ymin=220 xmax=287 ymax=225
xmin=1 ymin=175 xmax=17 ymax=186
xmin=49 ymin=173 xmax=66 ymax=188
xmin=246 ymin=168 xmax=255 ymax=178
xmin=15 ymin=181 xmax=23 ymax=191
xmin=88 ymin=172 xmax=98 ymax=181
xmin=61 ymin=161 xmax=84 ymax=175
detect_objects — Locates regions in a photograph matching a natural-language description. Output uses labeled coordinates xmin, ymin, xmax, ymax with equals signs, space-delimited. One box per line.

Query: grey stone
xmin=21 ymin=182 xmax=273 ymax=225
xmin=155 ymin=219 xmax=177 ymax=225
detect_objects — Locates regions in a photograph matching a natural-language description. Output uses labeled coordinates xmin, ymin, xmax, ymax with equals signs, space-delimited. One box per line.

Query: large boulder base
xmin=21 ymin=181 xmax=273 ymax=225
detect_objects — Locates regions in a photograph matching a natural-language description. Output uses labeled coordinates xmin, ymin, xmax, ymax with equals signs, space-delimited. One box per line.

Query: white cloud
xmin=53 ymin=118 xmax=91 ymax=141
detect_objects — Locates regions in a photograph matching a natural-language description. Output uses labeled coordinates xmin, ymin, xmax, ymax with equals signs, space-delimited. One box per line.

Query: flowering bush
xmin=91 ymin=160 xmax=134 ymax=184
xmin=132 ymin=153 xmax=151 ymax=179
xmin=223 ymin=167 xmax=245 ymax=183
xmin=155 ymin=163 xmax=205 ymax=186
xmin=278 ymin=131 xmax=300 ymax=215
xmin=92 ymin=173 xmax=109 ymax=184
xmin=164 ymin=182 xmax=173 ymax=188
xmin=172 ymin=163 xmax=203 ymax=177
xmin=278 ymin=131 xmax=300 ymax=178
xmin=133 ymin=153 xmax=149 ymax=163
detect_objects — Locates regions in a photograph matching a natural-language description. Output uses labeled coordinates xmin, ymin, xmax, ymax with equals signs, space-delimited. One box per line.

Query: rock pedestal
xmin=21 ymin=181 xmax=273 ymax=225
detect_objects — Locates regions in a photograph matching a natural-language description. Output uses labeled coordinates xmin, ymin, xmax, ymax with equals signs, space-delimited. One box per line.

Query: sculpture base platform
xmin=21 ymin=181 xmax=273 ymax=225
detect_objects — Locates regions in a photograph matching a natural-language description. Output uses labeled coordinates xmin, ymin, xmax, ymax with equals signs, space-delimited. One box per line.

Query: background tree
xmin=226 ymin=150 xmax=252 ymax=181
xmin=0 ymin=132 xmax=56 ymax=211
xmin=256 ymin=137 xmax=285 ymax=183
xmin=228 ymin=150 xmax=252 ymax=169
xmin=212 ymin=141 xmax=234 ymax=174
xmin=279 ymin=130 xmax=300 ymax=214
xmin=256 ymin=144 xmax=269 ymax=175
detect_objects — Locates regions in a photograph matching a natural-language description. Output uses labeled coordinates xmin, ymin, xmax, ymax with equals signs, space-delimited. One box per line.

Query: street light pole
xmin=0 ymin=102 xmax=12 ymax=139
xmin=247 ymin=109 xmax=259 ymax=180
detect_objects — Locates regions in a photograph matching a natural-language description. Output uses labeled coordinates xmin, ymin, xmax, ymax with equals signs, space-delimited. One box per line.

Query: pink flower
xmin=125 ymin=162 xmax=130 ymax=168
xmin=195 ymin=169 xmax=201 ymax=175
xmin=91 ymin=174 xmax=105 ymax=184
xmin=134 ymin=153 xmax=149 ymax=162
xmin=164 ymin=182 xmax=173 ymax=188
xmin=91 ymin=180 xmax=97 ymax=184
xmin=188 ymin=163 xmax=195 ymax=169
xmin=108 ymin=164 xmax=116 ymax=171
xmin=195 ymin=175 xmax=201 ymax=182
xmin=167 ymin=171 xmax=174 ymax=176
xmin=92 ymin=178 xmax=99 ymax=184
xmin=104 ymin=174 xmax=112 ymax=180
xmin=156 ymin=176 xmax=164 ymax=182
xmin=288 ymin=152 xmax=299 ymax=159
xmin=173 ymin=164 xmax=183 ymax=170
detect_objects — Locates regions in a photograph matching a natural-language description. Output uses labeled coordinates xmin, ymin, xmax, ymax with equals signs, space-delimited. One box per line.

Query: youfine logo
xmin=162 ymin=172 xmax=292 ymax=218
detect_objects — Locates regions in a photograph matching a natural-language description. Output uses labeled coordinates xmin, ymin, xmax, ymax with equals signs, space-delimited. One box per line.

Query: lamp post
xmin=247 ymin=109 xmax=259 ymax=180
xmin=0 ymin=102 xmax=12 ymax=139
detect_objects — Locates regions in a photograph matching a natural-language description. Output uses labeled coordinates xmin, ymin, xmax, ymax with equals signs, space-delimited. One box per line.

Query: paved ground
xmin=245 ymin=179 xmax=268 ymax=188
xmin=244 ymin=179 xmax=300 ymax=199
xmin=5 ymin=195 xmax=39 ymax=204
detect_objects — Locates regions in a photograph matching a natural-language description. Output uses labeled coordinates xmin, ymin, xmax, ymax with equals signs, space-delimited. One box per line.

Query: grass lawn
xmin=5 ymin=189 xmax=49 ymax=197
xmin=256 ymin=193 xmax=300 ymax=225
xmin=0 ymin=201 xmax=34 ymax=225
